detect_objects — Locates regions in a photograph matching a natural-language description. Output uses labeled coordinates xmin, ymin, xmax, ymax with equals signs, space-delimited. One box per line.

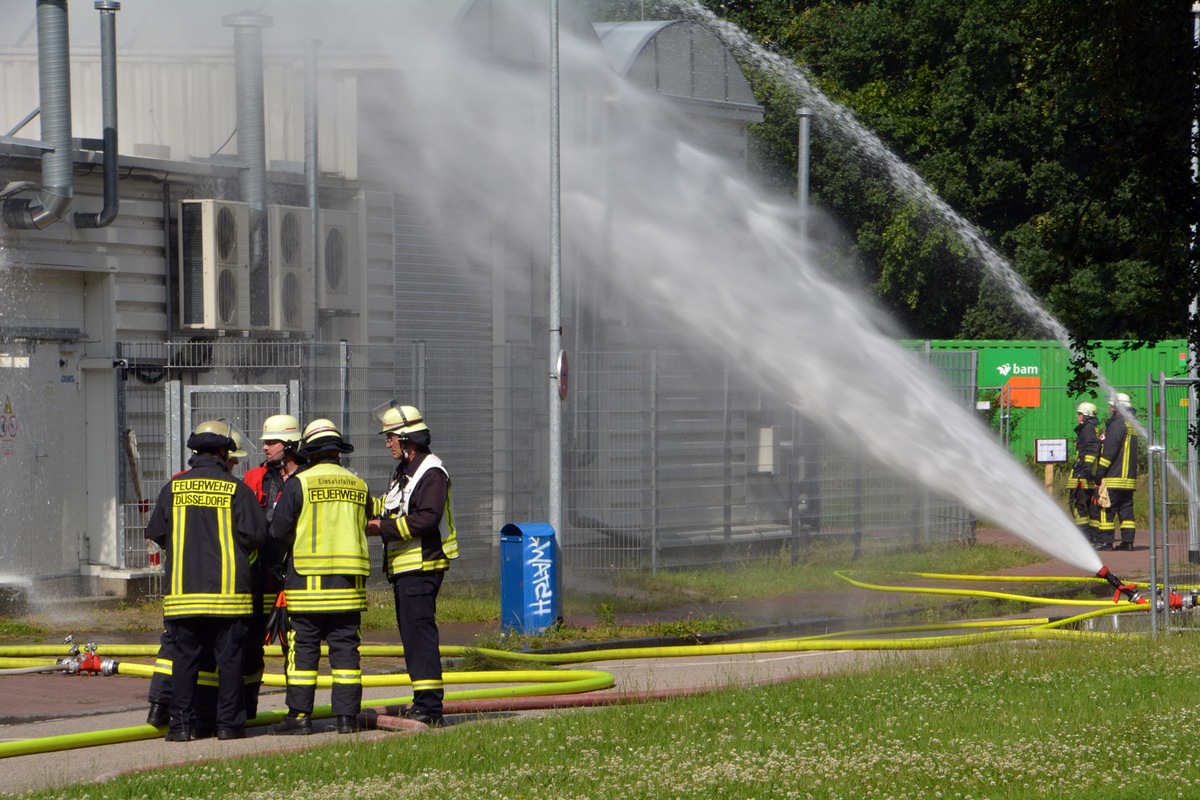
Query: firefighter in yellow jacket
xmin=267 ymin=419 xmax=371 ymax=735
xmin=367 ymin=402 xmax=459 ymax=726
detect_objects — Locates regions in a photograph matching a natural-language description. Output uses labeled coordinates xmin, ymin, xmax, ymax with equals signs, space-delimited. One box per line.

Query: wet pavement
xmin=0 ymin=635 xmax=895 ymax=795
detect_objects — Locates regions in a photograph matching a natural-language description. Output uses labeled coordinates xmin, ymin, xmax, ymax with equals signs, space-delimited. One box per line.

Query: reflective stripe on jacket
xmin=146 ymin=454 xmax=265 ymax=618
xmin=272 ymin=460 xmax=371 ymax=614
xmin=379 ymin=453 xmax=459 ymax=577
xmin=1067 ymin=418 xmax=1100 ymax=489
xmin=1096 ymin=415 xmax=1139 ymax=490
xmin=291 ymin=463 xmax=371 ymax=577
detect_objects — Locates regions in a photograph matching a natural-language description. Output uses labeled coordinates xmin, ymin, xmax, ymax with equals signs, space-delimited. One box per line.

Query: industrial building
xmin=0 ymin=0 xmax=973 ymax=600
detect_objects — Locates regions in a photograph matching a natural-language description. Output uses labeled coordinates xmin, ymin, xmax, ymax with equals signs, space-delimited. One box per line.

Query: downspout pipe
xmin=74 ymin=0 xmax=121 ymax=229
xmin=306 ymin=38 xmax=320 ymax=336
xmin=224 ymin=11 xmax=272 ymax=328
xmin=3 ymin=0 xmax=73 ymax=230
xmin=223 ymin=12 xmax=271 ymax=219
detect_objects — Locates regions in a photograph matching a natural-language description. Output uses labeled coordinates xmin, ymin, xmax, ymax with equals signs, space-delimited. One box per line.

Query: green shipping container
xmin=909 ymin=340 xmax=1192 ymax=463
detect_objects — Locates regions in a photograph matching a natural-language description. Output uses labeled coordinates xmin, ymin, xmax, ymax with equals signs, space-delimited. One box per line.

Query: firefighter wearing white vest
xmin=367 ymin=401 xmax=459 ymax=727
xmin=267 ymin=418 xmax=371 ymax=736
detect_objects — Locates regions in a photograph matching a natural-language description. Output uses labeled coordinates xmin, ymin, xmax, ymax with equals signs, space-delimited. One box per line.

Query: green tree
xmin=695 ymin=0 xmax=1195 ymax=352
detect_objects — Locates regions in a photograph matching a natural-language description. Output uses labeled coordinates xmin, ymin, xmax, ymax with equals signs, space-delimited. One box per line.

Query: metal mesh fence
xmin=116 ymin=339 xmax=980 ymax=597
xmin=1145 ymin=375 xmax=1200 ymax=634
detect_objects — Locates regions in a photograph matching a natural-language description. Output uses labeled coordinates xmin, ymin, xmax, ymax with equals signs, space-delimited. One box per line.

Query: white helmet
xmin=373 ymin=401 xmax=428 ymax=439
xmin=189 ymin=418 xmax=235 ymax=452
xmin=227 ymin=426 xmax=249 ymax=459
xmin=261 ymin=413 xmax=302 ymax=444
xmin=1076 ymin=402 xmax=1097 ymax=418
xmin=299 ymin=417 xmax=355 ymax=456
xmin=1110 ymin=393 xmax=1133 ymax=409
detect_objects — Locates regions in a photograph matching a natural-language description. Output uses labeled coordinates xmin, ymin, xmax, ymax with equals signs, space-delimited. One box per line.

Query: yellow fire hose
xmin=0 ymin=568 xmax=1165 ymax=759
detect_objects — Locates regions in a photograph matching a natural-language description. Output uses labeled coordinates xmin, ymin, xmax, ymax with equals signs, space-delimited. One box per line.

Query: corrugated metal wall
xmin=115 ymin=340 xmax=978 ymax=594
xmin=0 ymin=50 xmax=360 ymax=177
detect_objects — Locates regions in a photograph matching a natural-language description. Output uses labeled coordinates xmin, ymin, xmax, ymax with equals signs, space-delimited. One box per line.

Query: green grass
xmin=0 ymin=619 xmax=39 ymax=637
xmin=617 ymin=539 xmax=1047 ymax=601
xmin=15 ymin=634 xmax=1200 ymax=799
xmin=3 ymin=541 xmax=1053 ymax=643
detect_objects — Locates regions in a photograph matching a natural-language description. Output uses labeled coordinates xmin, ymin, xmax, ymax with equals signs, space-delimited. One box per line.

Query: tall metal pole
xmin=796 ymin=107 xmax=812 ymax=242
xmin=549 ymin=0 xmax=563 ymax=540
xmin=306 ymin=39 xmax=321 ymax=340
xmin=793 ymin=106 xmax=815 ymax=560
xmin=1187 ymin=3 xmax=1200 ymax=560
xmin=305 ymin=39 xmax=321 ymax=420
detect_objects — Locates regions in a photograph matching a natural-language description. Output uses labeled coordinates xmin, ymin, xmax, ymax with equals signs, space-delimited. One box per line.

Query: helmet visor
xmin=371 ymin=400 xmax=403 ymax=431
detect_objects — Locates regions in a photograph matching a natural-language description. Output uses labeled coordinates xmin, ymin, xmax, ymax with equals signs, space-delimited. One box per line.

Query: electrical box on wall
xmin=178 ymin=199 xmax=250 ymax=331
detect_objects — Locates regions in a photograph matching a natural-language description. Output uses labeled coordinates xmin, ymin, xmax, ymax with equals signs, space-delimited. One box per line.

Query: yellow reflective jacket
xmin=272 ymin=461 xmax=371 ymax=613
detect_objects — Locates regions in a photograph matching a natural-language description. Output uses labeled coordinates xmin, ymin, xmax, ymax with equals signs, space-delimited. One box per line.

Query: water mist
xmin=669 ymin=0 xmax=1191 ymax=510
xmin=355 ymin=6 xmax=1102 ymax=573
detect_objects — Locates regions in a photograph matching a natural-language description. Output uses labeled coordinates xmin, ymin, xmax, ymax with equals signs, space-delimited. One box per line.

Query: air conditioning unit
xmin=317 ymin=209 xmax=361 ymax=313
xmin=178 ymin=199 xmax=250 ymax=331
xmin=266 ymin=205 xmax=313 ymax=332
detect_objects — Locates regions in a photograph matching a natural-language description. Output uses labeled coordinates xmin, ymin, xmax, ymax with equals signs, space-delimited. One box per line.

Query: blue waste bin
xmin=499 ymin=522 xmax=561 ymax=635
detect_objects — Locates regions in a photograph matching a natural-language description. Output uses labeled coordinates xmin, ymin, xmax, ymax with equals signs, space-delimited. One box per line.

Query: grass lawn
xmin=4 ymin=540 xmax=1051 ymax=646
xmin=11 ymin=633 xmax=1200 ymax=800
xmin=4 ymin=539 xmax=1184 ymax=799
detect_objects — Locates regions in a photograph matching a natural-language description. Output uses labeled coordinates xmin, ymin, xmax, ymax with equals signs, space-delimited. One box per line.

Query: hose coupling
xmin=1159 ymin=588 xmax=1199 ymax=612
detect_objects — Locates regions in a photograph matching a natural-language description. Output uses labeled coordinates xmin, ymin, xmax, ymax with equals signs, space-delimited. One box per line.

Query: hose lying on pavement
xmin=0 ymin=569 xmax=1156 ymax=758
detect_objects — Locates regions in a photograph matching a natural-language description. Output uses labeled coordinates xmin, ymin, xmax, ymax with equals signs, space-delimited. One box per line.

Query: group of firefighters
xmin=142 ymin=402 xmax=458 ymax=741
xmin=1069 ymin=393 xmax=1140 ymax=551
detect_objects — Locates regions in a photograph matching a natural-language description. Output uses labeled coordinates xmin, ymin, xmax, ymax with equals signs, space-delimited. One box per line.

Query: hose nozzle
xmin=1097 ymin=565 xmax=1146 ymax=604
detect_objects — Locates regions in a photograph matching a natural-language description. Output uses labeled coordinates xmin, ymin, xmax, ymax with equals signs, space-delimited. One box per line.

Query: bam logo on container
xmin=982 ymin=350 xmax=1041 ymax=408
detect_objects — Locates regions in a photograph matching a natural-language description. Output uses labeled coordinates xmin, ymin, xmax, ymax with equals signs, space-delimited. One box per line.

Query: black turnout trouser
xmin=151 ymin=621 xmax=261 ymax=724
xmin=166 ymin=616 xmax=246 ymax=732
xmin=284 ymin=612 xmax=363 ymax=716
xmin=243 ymin=589 xmax=267 ymax=719
xmin=391 ymin=570 xmax=445 ymax=717
xmin=1104 ymin=488 xmax=1136 ymax=545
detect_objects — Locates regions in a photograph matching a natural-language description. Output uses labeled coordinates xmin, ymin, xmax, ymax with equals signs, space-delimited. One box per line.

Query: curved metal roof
xmin=593 ymin=20 xmax=675 ymax=77
xmin=593 ymin=20 xmax=759 ymax=113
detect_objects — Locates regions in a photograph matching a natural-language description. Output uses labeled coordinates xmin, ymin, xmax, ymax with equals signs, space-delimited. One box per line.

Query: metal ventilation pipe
xmin=75 ymin=0 xmax=121 ymax=229
xmin=223 ymin=11 xmax=271 ymax=217
xmin=4 ymin=0 xmax=74 ymax=230
xmin=305 ymin=38 xmax=320 ymax=334
xmin=224 ymin=11 xmax=272 ymax=327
